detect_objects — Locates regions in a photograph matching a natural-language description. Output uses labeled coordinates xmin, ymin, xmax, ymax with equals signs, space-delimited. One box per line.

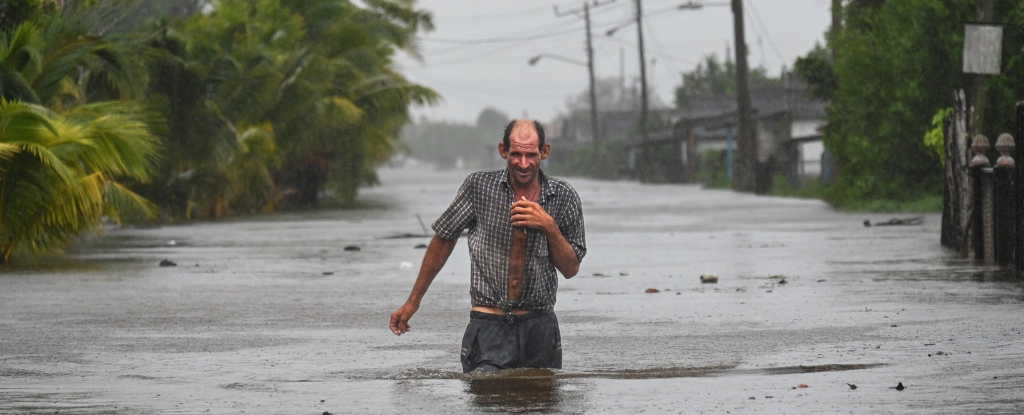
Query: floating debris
xmin=159 ymin=259 xmax=176 ymax=267
xmin=895 ymin=382 xmax=905 ymax=391
xmin=620 ymin=271 xmax=629 ymax=276
xmin=344 ymin=245 xmax=360 ymax=252
xmin=414 ymin=243 xmax=427 ymax=249
xmin=645 ymin=288 xmax=660 ymax=293
xmin=848 ymin=383 xmax=858 ymax=390
xmin=700 ymin=274 xmax=718 ymax=283
xmin=798 ymin=384 xmax=809 ymax=388
xmin=864 ymin=217 xmax=924 ymax=227
xmin=322 ymin=272 xmax=334 ymax=276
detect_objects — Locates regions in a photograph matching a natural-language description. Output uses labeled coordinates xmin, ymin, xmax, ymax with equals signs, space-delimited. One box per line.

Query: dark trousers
xmin=461 ymin=311 xmax=562 ymax=373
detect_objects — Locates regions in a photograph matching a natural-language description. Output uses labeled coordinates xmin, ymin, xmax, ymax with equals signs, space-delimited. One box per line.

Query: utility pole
xmin=971 ymin=0 xmax=994 ymax=138
xmin=555 ymin=1 xmax=611 ymax=156
xmin=584 ymin=2 xmax=600 ymax=154
xmin=830 ymin=0 xmax=842 ymax=45
xmin=731 ymin=0 xmax=755 ymax=192
xmin=635 ymin=0 xmax=650 ymax=181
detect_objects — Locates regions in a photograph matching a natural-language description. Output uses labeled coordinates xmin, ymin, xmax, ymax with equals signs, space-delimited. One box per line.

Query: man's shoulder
xmin=462 ymin=169 xmax=504 ymax=186
xmin=466 ymin=169 xmax=504 ymax=180
xmin=542 ymin=173 xmax=580 ymax=197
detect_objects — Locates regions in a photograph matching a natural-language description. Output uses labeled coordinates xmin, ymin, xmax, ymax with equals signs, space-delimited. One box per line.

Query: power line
xmin=744 ymin=1 xmax=785 ymax=66
xmin=419 ymin=25 xmax=585 ymax=44
xmin=430 ymin=4 xmax=554 ymax=21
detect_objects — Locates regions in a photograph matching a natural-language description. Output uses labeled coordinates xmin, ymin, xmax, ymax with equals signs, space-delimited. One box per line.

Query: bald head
xmin=502 ymin=119 xmax=545 ymax=150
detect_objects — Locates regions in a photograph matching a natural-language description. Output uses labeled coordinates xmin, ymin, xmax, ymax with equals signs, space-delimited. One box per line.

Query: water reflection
xmin=464 ymin=369 xmax=583 ymax=413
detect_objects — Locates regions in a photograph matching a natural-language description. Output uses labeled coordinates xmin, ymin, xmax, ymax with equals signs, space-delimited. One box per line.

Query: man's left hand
xmin=510 ymin=197 xmax=555 ymax=233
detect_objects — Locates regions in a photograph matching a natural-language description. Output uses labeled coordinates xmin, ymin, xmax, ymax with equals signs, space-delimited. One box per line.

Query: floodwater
xmin=2 ymin=165 xmax=1024 ymax=414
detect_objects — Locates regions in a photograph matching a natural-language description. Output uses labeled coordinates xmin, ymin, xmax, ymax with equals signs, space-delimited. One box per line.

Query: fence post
xmin=994 ymin=133 xmax=1015 ymax=267
xmin=955 ymin=91 xmax=972 ymax=254
xmin=1016 ymin=103 xmax=1024 ymax=272
xmin=970 ymin=135 xmax=992 ymax=262
xmin=942 ymin=109 xmax=955 ymax=248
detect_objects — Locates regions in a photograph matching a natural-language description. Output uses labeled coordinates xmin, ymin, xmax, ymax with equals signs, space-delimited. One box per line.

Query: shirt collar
xmin=500 ymin=168 xmax=553 ymax=202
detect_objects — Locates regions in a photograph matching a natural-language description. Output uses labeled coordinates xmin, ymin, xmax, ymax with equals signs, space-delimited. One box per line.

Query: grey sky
xmin=395 ymin=0 xmax=832 ymax=125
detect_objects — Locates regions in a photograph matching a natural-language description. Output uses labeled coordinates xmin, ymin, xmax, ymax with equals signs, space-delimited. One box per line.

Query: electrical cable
xmin=745 ymin=1 xmax=785 ymax=66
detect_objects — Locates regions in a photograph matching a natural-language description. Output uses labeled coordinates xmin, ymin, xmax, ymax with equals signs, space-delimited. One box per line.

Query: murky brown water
xmin=2 ymin=166 xmax=1023 ymax=414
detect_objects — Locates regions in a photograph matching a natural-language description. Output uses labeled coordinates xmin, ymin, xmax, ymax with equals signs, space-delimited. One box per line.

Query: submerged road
xmin=2 ymin=166 xmax=1023 ymax=414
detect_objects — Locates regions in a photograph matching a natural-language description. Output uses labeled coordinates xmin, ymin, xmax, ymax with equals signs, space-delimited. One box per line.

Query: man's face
xmin=499 ymin=123 xmax=550 ymax=187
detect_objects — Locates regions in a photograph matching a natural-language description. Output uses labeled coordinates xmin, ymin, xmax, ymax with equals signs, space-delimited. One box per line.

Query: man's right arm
xmin=389 ymin=234 xmax=459 ymax=336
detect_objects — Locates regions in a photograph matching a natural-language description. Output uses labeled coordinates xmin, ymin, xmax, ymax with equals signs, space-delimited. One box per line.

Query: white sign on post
xmin=963 ymin=24 xmax=1003 ymax=75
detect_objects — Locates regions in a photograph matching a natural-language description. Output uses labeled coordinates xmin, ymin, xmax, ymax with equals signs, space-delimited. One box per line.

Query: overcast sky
xmin=394 ymin=0 xmax=833 ymax=125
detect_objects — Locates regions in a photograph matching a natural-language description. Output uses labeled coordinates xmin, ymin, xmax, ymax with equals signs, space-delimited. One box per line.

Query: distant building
xmin=549 ymin=75 xmax=828 ymax=188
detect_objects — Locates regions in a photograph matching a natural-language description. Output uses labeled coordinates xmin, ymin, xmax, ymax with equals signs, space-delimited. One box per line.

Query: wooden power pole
xmin=731 ymin=0 xmax=756 ymax=192
xmin=584 ymin=2 xmax=600 ymax=154
xmin=635 ymin=0 xmax=650 ymax=181
xmin=972 ymin=0 xmax=995 ymax=138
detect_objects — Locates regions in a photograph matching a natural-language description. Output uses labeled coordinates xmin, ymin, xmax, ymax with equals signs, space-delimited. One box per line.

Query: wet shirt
xmin=432 ymin=169 xmax=586 ymax=311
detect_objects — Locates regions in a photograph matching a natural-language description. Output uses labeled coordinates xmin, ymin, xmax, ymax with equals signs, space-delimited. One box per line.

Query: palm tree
xmin=0 ymin=100 xmax=158 ymax=263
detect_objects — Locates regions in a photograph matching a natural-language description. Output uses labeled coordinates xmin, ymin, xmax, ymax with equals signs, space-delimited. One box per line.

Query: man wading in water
xmin=389 ymin=119 xmax=587 ymax=372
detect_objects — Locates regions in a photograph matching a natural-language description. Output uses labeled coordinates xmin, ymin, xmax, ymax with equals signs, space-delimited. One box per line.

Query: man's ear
xmin=540 ymin=143 xmax=550 ymax=160
xmin=498 ymin=142 xmax=509 ymax=159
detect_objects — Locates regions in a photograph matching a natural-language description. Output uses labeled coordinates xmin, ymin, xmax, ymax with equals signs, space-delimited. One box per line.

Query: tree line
xmin=0 ymin=0 xmax=437 ymax=263
xmin=797 ymin=0 xmax=1024 ymax=209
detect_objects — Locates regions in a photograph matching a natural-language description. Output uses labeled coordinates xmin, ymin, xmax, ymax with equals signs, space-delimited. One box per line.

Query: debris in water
xmin=167 ymin=240 xmax=177 ymax=246
xmin=159 ymin=259 xmax=176 ymax=267
xmin=344 ymin=245 xmax=360 ymax=252
xmin=778 ymin=279 xmax=787 ymax=284
xmin=414 ymin=244 xmax=427 ymax=249
xmin=895 ymin=382 xmax=905 ymax=391
xmin=748 ymin=396 xmax=755 ymax=400
xmin=645 ymin=288 xmax=660 ymax=293
xmin=847 ymin=383 xmax=858 ymax=390
xmin=322 ymin=272 xmax=334 ymax=276
xmin=797 ymin=384 xmax=809 ymax=388
xmin=620 ymin=271 xmax=629 ymax=276
xmin=700 ymin=274 xmax=718 ymax=283
xmin=323 ymin=412 xmax=333 ymax=415
xmin=864 ymin=217 xmax=924 ymax=227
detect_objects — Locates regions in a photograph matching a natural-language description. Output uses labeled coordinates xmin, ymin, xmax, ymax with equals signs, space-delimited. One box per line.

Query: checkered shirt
xmin=432 ymin=169 xmax=586 ymax=311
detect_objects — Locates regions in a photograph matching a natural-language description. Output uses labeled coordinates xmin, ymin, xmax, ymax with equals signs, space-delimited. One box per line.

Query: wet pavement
xmin=2 ymin=165 xmax=1024 ymax=414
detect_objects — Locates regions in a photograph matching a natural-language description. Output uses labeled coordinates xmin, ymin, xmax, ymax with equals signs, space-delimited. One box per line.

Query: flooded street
xmin=3 ymin=165 xmax=1024 ymax=414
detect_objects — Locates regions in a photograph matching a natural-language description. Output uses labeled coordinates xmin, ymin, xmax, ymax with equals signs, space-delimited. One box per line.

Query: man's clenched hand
xmin=390 ymin=302 xmax=418 ymax=335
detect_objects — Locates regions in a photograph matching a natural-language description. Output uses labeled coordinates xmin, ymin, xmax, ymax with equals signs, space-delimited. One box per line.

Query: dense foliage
xmin=0 ymin=0 xmax=437 ymax=262
xmin=674 ymin=53 xmax=777 ymax=109
xmin=796 ymin=0 xmax=1024 ymax=207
